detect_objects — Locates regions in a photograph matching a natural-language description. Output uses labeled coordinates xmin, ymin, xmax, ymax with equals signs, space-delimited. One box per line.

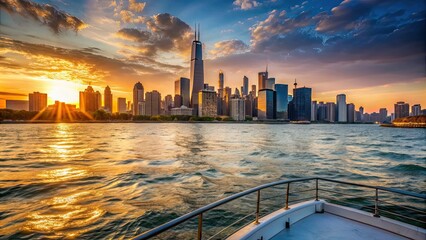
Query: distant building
xmin=289 ymin=87 xmax=311 ymax=121
xmin=175 ymin=77 xmax=190 ymax=107
xmin=133 ymin=82 xmax=144 ymax=115
xmin=6 ymin=100 xmax=29 ymax=111
xmin=104 ymin=86 xmax=113 ymax=113
xmin=245 ymin=95 xmax=254 ymax=117
xmin=79 ymin=85 xmax=101 ymax=113
xmin=394 ymin=101 xmax=409 ymax=119
xmin=218 ymin=71 xmax=224 ymax=98
xmin=243 ymin=76 xmax=249 ymax=96
xmin=326 ymin=102 xmax=336 ymax=122
xmin=145 ymin=91 xmax=161 ymax=116
xmin=164 ymin=94 xmax=173 ymax=114
xmin=266 ymin=78 xmax=275 ymax=90
xmin=29 ymin=92 xmax=47 ymax=112
xmin=311 ymin=101 xmax=318 ymax=122
xmin=359 ymin=106 xmax=364 ymax=122
xmin=171 ymin=105 xmax=193 ymax=116
xmin=117 ymin=97 xmax=127 ymax=113
xmin=336 ymin=94 xmax=347 ymax=122
xmin=258 ymin=89 xmax=276 ymax=120
xmin=317 ymin=102 xmax=327 ymax=122
xmin=137 ymin=101 xmax=146 ymax=116
xmin=251 ymin=85 xmax=257 ymax=97
xmin=198 ymin=90 xmax=217 ymax=117
xmin=258 ymin=70 xmax=268 ymax=92
xmin=379 ymin=108 xmax=387 ymax=123
xmin=275 ymin=84 xmax=288 ymax=120
xmin=230 ymin=97 xmax=245 ymax=121
xmin=411 ymin=104 xmax=421 ymax=116
xmin=347 ymin=103 xmax=355 ymax=123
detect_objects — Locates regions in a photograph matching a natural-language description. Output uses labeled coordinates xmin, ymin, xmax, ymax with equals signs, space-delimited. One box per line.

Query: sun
xmin=47 ymin=80 xmax=80 ymax=105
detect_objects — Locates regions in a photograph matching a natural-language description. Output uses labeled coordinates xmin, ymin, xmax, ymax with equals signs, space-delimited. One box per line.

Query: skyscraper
xmin=243 ymin=76 xmax=249 ymax=96
xmin=79 ymin=85 xmax=101 ymax=113
xmin=117 ymin=97 xmax=126 ymax=113
xmin=266 ymin=78 xmax=275 ymax=90
xmin=164 ymin=94 xmax=173 ymax=114
xmin=218 ymin=71 xmax=224 ymax=97
xmin=198 ymin=90 xmax=217 ymax=117
xmin=379 ymin=108 xmax=387 ymax=122
xmin=311 ymin=101 xmax=318 ymax=122
xmin=175 ymin=77 xmax=190 ymax=107
xmin=275 ymin=84 xmax=288 ymax=120
xmin=317 ymin=102 xmax=327 ymax=122
xmin=29 ymin=92 xmax=47 ymax=112
xmin=230 ymin=97 xmax=245 ymax=121
xmin=394 ymin=101 xmax=409 ymax=119
xmin=190 ymin=25 xmax=204 ymax=114
xmin=336 ymin=94 xmax=347 ymax=122
xmin=133 ymin=82 xmax=144 ymax=115
xmin=411 ymin=104 xmax=421 ymax=116
xmin=104 ymin=85 xmax=112 ymax=113
xmin=347 ymin=103 xmax=355 ymax=123
xmin=289 ymin=87 xmax=311 ymax=121
xmin=258 ymin=89 xmax=276 ymax=120
xmin=326 ymin=102 xmax=336 ymax=122
xmin=146 ymin=90 xmax=161 ymax=116
xmin=258 ymin=70 xmax=268 ymax=92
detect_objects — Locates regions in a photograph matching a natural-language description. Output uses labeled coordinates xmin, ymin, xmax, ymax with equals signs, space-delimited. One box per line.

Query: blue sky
xmin=0 ymin=0 xmax=425 ymax=112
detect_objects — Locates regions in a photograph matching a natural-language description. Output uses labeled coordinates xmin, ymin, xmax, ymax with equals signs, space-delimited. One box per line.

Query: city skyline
xmin=1 ymin=0 xmax=425 ymax=113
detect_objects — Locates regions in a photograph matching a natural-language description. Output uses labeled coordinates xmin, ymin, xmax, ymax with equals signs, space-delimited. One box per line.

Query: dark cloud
xmin=116 ymin=13 xmax=193 ymax=57
xmin=0 ymin=0 xmax=87 ymax=33
xmin=0 ymin=91 xmax=27 ymax=96
xmin=209 ymin=39 xmax=249 ymax=58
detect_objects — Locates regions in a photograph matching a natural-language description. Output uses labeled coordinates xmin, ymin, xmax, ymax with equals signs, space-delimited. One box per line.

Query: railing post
xmin=285 ymin=183 xmax=290 ymax=210
xmin=315 ymin=178 xmax=319 ymax=201
xmin=197 ymin=213 xmax=203 ymax=240
xmin=255 ymin=190 xmax=261 ymax=224
xmin=374 ymin=188 xmax=380 ymax=217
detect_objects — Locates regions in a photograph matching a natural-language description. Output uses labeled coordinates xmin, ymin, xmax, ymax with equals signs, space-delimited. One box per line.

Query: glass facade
xmin=275 ymin=84 xmax=288 ymax=119
xmin=290 ymin=87 xmax=311 ymax=121
xmin=258 ymin=89 xmax=276 ymax=120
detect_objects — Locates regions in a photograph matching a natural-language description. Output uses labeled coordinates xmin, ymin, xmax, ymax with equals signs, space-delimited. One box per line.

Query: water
xmin=0 ymin=123 xmax=425 ymax=239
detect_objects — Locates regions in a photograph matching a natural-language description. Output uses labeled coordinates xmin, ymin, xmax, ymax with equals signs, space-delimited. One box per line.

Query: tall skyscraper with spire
xmin=104 ymin=85 xmax=112 ymax=113
xmin=190 ymin=24 xmax=204 ymax=114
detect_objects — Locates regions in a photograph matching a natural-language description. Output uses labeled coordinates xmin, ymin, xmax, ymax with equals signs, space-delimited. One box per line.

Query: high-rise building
xmin=79 ymin=85 xmax=101 ymax=113
xmin=311 ymin=101 xmax=318 ymax=122
xmin=258 ymin=89 xmax=276 ymax=120
xmin=336 ymin=94 xmax=347 ymax=122
xmin=218 ymin=71 xmax=224 ymax=97
xmin=230 ymin=97 xmax=245 ymax=121
xmin=251 ymin=85 xmax=257 ymax=96
xmin=175 ymin=77 xmax=190 ymax=107
xmin=244 ymin=95 xmax=253 ymax=117
xmin=258 ymin=70 xmax=268 ymax=92
xmin=117 ymin=97 xmax=126 ymax=113
xmin=198 ymin=90 xmax=217 ymax=117
xmin=359 ymin=106 xmax=364 ymax=122
xmin=266 ymin=78 xmax=275 ymax=90
xmin=411 ymin=104 xmax=421 ymax=116
xmin=326 ymin=102 xmax=336 ymax=122
xmin=289 ymin=87 xmax=311 ymax=121
xmin=104 ymin=86 xmax=112 ymax=113
xmin=145 ymin=91 xmax=161 ymax=116
xmin=190 ymin=25 xmax=204 ymax=114
xmin=275 ymin=84 xmax=288 ymax=120
xmin=379 ymin=108 xmax=387 ymax=122
xmin=29 ymin=92 xmax=47 ymax=112
xmin=347 ymin=103 xmax=355 ymax=123
xmin=243 ymin=76 xmax=249 ymax=96
xmin=164 ymin=94 xmax=173 ymax=114
xmin=133 ymin=82 xmax=144 ymax=115
xmin=394 ymin=101 xmax=409 ymax=119
xmin=317 ymin=102 xmax=327 ymax=122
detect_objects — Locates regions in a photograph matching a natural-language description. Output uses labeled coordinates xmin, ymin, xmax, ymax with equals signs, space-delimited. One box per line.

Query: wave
xmin=390 ymin=164 xmax=426 ymax=173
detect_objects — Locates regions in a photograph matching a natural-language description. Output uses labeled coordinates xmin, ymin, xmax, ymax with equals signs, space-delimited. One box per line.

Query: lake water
xmin=0 ymin=123 xmax=425 ymax=239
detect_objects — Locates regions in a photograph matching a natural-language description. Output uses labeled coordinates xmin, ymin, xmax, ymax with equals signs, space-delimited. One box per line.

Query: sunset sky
xmin=0 ymin=0 xmax=425 ymax=113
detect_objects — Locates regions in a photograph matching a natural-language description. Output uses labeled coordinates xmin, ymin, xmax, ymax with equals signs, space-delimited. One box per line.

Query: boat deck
xmin=270 ymin=212 xmax=409 ymax=240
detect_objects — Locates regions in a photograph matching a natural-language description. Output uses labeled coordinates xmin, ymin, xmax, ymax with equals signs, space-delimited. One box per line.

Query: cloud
xmin=0 ymin=91 xmax=27 ymax=96
xmin=116 ymin=13 xmax=194 ymax=57
xmin=233 ymin=0 xmax=260 ymax=10
xmin=119 ymin=10 xmax=145 ymax=23
xmin=129 ymin=0 xmax=146 ymax=12
xmin=0 ymin=0 xmax=87 ymax=33
xmin=209 ymin=39 xmax=249 ymax=58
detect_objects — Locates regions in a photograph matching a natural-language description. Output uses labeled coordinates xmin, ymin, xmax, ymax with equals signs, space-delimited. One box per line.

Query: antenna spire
xmin=198 ymin=23 xmax=200 ymax=41
xmin=294 ymin=78 xmax=297 ymax=89
xmin=194 ymin=22 xmax=197 ymax=41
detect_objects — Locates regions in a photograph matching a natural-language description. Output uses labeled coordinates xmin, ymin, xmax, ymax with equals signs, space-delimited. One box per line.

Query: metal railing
xmin=133 ymin=177 xmax=426 ymax=240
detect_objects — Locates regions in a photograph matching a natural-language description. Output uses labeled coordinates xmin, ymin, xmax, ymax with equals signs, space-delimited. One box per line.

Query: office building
xmin=164 ymin=94 xmax=173 ymax=114
xmin=6 ymin=100 xmax=29 ymax=111
xmin=347 ymin=103 xmax=355 ymax=123
xmin=117 ymin=97 xmax=127 ymax=113
xmin=171 ymin=105 xmax=193 ymax=116
xmin=379 ymin=108 xmax=388 ymax=122
xmin=258 ymin=89 xmax=276 ymax=120
xmin=336 ymin=94 xmax=347 ymax=122
xmin=258 ymin=70 xmax=268 ymax=91
xmin=311 ymin=101 xmax=318 ymax=122
xmin=104 ymin=86 xmax=112 ymax=113
xmin=290 ymin=87 xmax=311 ymax=121
xmin=266 ymin=78 xmax=275 ymax=90
xmin=230 ymin=97 xmax=245 ymax=121
xmin=133 ymin=82 xmax=144 ymax=115
xmin=198 ymin=90 xmax=217 ymax=117
xmin=326 ymin=102 xmax=336 ymax=122
xmin=243 ymin=76 xmax=249 ymax=96
xmin=29 ymin=92 xmax=47 ymax=112
xmin=394 ymin=102 xmax=409 ymax=119
xmin=218 ymin=71 xmax=224 ymax=98
xmin=275 ymin=84 xmax=288 ymax=120
xmin=145 ymin=90 xmax=161 ymax=116
xmin=411 ymin=104 xmax=421 ymax=116
xmin=317 ymin=102 xmax=327 ymax=122
xmin=79 ymin=85 xmax=101 ymax=112
xmin=190 ymin=25 xmax=204 ymax=114
xmin=175 ymin=77 xmax=190 ymax=107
